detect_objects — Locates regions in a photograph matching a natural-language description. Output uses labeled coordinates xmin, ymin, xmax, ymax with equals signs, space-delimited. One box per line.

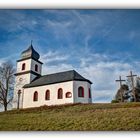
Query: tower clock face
xmin=19 ymin=78 xmax=23 ymax=82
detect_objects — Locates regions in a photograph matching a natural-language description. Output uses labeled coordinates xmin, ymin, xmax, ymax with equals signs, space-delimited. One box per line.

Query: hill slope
xmin=0 ymin=103 xmax=140 ymax=131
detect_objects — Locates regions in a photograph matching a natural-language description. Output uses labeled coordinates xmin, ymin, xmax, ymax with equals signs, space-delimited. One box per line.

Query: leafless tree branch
xmin=0 ymin=61 xmax=15 ymax=111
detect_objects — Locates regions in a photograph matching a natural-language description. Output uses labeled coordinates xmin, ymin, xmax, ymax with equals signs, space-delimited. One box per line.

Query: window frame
xmin=78 ymin=86 xmax=84 ymax=97
xmin=35 ymin=64 xmax=38 ymax=72
xmin=57 ymin=88 xmax=63 ymax=99
xmin=45 ymin=90 xmax=50 ymax=100
xmin=33 ymin=91 xmax=38 ymax=102
xmin=66 ymin=92 xmax=72 ymax=98
xmin=22 ymin=63 xmax=26 ymax=70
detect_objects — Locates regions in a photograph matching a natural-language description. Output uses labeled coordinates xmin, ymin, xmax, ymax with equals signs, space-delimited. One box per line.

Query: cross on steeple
xmin=126 ymin=71 xmax=137 ymax=102
xmin=116 ymin=76 xmax=125 ymax=88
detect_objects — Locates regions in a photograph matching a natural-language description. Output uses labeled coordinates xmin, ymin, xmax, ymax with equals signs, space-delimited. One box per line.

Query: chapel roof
xmin=21 ymin=43 xmax=40 ymax=60
xmin=23 ymin=70 xmax=92 ymax=88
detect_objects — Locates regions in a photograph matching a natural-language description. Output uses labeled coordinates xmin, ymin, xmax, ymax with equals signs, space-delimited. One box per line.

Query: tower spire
xmin=21 ymin=41 xmax=40 ymax=60
xmin=31 ymin=40 xmax=33 ymax=46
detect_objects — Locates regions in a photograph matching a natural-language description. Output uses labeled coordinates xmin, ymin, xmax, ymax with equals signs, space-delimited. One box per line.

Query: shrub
xmin=111 ymin=100 xmax=119 ymax=103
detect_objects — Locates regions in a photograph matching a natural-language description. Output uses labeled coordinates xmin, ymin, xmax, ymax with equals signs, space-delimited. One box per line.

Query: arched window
xmin=22 ymin=63 xmax=26 ymax=70
xmin=35 ymin=64 xmax=38 ymax=72
xmin=33 ymin=91 xmax=38 ymax=101
xmin=89 ymin=88 xmax=91 ymax=98
xmin=66 ymin=92 xmax=72 ymax=98
xmin=45 ymin=90 xmax=50 ymax=100
xmin=17 ymin=90 xmax=21 ymax=95
xmin=58 ymin=88 xmax=63 ymax=99
xmin=78 ymin=86 xmax=84 ymax=97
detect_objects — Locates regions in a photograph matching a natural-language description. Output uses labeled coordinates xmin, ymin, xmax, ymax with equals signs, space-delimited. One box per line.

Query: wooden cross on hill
xmin=116 ymin=76 xmax=125 ymax=88
xmin=126 ymin=71 xmax=137 ymax=102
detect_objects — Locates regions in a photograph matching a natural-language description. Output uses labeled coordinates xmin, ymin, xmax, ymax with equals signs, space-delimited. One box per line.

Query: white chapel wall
xmin=31 ymin=59 xmax=42 ymax=75
xmin=73 ymin=81 xmax=92 ymax=103
xmin=13 ymin=73 xmax=31 ymax=109
xmin=22 ymin=81 xmax=74 ymax=108
xmin=13 ymin=58 xmax=43 ymax=109
xmin=16 ymin=59 xmax=32 ymax=73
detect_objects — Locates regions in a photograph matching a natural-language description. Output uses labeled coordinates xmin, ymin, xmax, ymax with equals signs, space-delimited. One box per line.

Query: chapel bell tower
xmin=13 ymin=42 xmax=43 ymax=109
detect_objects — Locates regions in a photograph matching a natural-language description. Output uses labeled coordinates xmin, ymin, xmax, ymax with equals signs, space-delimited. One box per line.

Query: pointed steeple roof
xmin=21 ymin=42 xmax=40 ymax=60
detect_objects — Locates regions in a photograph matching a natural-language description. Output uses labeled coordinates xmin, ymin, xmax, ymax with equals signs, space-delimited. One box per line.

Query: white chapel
xmin=12 ymin=44 xmax=92 ymax=109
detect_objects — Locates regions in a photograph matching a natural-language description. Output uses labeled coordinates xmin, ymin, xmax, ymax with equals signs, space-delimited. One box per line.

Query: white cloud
xmin=0 ymin=10 xmax=38 ymax=32
xmin=0 ymin=59 xmax=5 ymax=66
xmin=1 ymin=10 xmax=140 ymax=104
xmin=42 ymin=63 xmax=73 ymax=75
xmin=76 ymin=53 xmax=138 ymax=103
xmin=40 ymin=50 xmax=73 ymax=74
xmin=0 ymin=55 xmax=14 ymax=66
xmin=40 ymin=50 xmax=69 ymax=64
xmin=40 ymin=48 xmax=137 ymax=103
xmin=46 ymin=19 xmax=72 ymax=28
xmin=72 ymin=10 xmax=86 ymax=25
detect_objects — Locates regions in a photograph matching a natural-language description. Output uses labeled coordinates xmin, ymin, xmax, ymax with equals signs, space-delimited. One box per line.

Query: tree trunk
xmin=4 ymin=103 xmax=7 ymax=111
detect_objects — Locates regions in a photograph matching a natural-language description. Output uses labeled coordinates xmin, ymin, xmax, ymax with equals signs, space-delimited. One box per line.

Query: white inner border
xmin=0 ymin=0 xmax=140 ymax=139
xmin=0 ymin=0 xmax=140 ymax=8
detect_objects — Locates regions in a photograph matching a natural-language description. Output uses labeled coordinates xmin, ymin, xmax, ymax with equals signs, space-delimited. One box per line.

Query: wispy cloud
xmin=1 ymin=10 xmax=140 ymax=103
xmin=40 ymin=51 xmax=69 ymax=64
xmin=42 ymin=63 xmax=73 ymax=75
xmin=39 ymin=46 xmax=138 ymax=103
xmin=72 ymin=10 xmax=86 ymax=25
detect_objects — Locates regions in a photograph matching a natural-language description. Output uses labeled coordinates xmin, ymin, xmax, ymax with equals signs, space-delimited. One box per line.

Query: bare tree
xmin=0 ymin=61 xmax=15 ymax=111
xmin=115 ymin=84 xmax=129 ymax=102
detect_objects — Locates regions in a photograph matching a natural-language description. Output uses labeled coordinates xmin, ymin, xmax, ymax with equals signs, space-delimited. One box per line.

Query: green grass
xmin=1 ymin=103 xmax=140 ymax=131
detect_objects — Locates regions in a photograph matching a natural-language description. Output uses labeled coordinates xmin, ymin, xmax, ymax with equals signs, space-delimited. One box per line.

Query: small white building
xmin=12 ymin=44 xmax=92 ymax=109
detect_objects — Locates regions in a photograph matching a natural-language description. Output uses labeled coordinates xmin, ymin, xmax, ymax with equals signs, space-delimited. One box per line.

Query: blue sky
xmin=1 ymin=10 xmax=140 ymax=103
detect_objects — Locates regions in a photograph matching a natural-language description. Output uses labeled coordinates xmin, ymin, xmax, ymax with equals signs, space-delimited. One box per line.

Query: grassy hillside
xmin=0 ymin=103 xmax=140 ymax=131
